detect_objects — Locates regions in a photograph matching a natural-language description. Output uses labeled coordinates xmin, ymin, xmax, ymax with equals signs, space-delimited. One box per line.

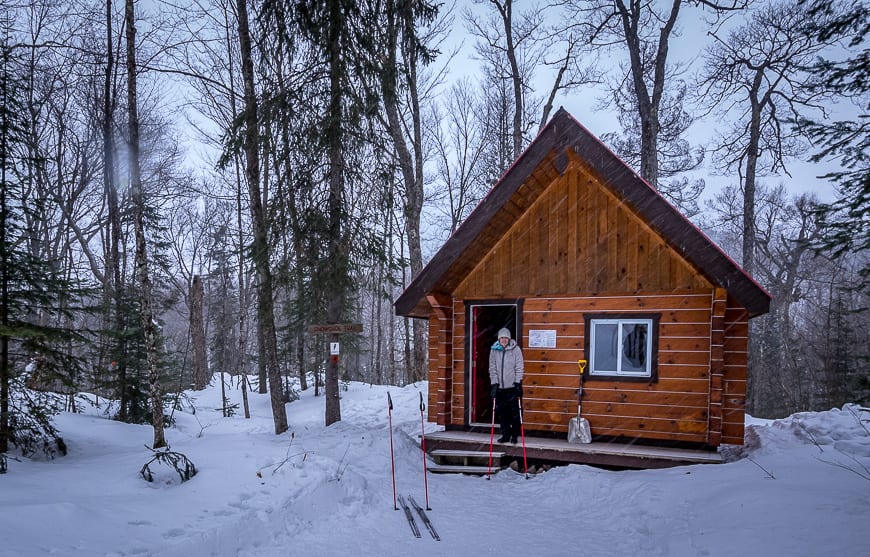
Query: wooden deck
xmin=424 ymin=430 xmax=723 ymax=470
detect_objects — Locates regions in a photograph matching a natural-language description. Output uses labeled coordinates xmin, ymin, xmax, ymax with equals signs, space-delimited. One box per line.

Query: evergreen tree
xmin=0 ymin=34 xmax=86 ymax=458
xmin=800 ymin=1 xmax=869 ymax=276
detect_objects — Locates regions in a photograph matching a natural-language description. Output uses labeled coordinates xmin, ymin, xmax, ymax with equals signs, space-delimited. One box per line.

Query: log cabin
xmin=395 ymin=108 xmax=771 ymax=468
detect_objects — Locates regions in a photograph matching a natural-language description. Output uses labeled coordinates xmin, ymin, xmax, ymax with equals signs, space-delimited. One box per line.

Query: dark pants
xmin=496 ymin=387 xmax=521 ymax=440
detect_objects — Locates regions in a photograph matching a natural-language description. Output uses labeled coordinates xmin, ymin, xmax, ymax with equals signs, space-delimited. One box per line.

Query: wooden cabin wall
xmin=520 ymin=291 xmax=717 ymax=444
xmin=454 ymin=153 xmax=712 ymax=301
xmin=426 ymin=295 xmax=453 ymax=425
xmin=450 ymin=300 xmax=466 ymax=427
xmin=722 ymin=299 xmax=749 ymax=444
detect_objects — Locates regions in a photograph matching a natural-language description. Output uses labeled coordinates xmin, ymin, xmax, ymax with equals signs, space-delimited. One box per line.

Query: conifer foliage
xmin=0 ymin=32 xmax=84 ymax=459
xmin=801 ymin=0 xmax=869 ymax=267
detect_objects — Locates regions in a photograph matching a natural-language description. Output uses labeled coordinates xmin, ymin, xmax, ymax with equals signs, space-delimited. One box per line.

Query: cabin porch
xmin=424 ymin=429 xmax=724 ymax=470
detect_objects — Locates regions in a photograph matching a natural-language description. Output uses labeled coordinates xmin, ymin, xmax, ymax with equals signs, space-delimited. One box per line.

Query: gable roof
xmin=395 ymin=108 xmax=771 ymax=319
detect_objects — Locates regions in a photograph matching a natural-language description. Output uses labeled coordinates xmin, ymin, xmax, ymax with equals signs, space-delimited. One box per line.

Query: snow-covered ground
xmin=2 ymin=379 xmax=868 ymax=557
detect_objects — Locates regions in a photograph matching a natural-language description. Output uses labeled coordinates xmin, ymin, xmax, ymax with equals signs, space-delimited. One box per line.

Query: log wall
xmin=520 ymin=292 xmax=715 ymax=444
xmin=722 ymin=299 xmax=749 ymax=444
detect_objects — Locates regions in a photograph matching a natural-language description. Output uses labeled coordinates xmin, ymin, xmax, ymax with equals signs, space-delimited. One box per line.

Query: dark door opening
xmin=468 ymin=303 xmax=518 ymax=425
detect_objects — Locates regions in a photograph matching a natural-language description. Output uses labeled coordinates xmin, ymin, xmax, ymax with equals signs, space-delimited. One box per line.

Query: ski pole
xmin=518 ymin=396 xmax=529 ymax=479
xmin=487 ymin=396 xmax=496 ymax=480
xmin=419 ymin=392 xmax=430 ymax=510
xmin=388 ymin=392 xmax=397 ymax=510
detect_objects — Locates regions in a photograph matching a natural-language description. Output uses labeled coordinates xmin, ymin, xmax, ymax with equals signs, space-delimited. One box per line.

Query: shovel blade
xmin=568 ymin=417 xmax=592 ymax=444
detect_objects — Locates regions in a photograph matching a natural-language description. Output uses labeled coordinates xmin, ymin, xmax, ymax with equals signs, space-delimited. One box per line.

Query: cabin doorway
xmin=467 ymin=302 xmax=520 ymax=426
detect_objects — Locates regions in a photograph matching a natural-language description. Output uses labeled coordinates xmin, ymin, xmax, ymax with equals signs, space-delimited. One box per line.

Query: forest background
xmin=0 ymin=0 xmax=867 ymax=461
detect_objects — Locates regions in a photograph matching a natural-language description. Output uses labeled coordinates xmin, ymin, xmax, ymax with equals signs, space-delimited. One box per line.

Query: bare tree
xmin=567 ymin=0 xmax=743 ymax=205
xmin=697 ymin=0 xmax=843 ymax=277
xmin=190 ymin=274 xmax=208 ymax=390
xmin=703 ymin=182 xmax=867 ymax=416
xmin=468 ymin=0 xmax=597 ymax=181
xmin=428 ymin=79 xmax=490 ymax=235
xmin=102 ymin=0 xmax=129 ymax=418
xmin=466 ymin=0 xmax=545 ymax=160
xmin=373 ymin=0 xmax=442 ymax=383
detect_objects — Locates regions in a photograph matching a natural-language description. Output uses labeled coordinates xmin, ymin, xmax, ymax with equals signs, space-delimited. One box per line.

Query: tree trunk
xmin=103 ymin=0 xmax=128 ymax=420
xmin=381 ymin=0 xmax=427 ymax=383
xmin=236 ymin=183 xmax=252 ymax=416
xmin=501 ymin=1 xmax=523 ymax=160
xmin=190 ymin=275 xmax=209 ymax=390
xmin=324 ymin=0 xmax=345 ymax=426
xmin=742 ymin=100 xmax=763 ymax=278
xmin=0 ymin=58 xmax=10 ymax=451
xmin=615 ymin=0 xmax=682 ymax=190
xmin=125 ymin=0 xmax=165 ymax=449
xmin=235 ymin=0 xmax=288 ymax=434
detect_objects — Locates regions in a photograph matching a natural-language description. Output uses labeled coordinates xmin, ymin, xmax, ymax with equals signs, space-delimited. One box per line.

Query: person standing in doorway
xmin=489 ymin=328 xmax=524 ymax=444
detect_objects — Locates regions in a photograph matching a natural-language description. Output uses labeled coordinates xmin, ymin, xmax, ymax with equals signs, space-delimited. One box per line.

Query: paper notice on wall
xmin=528 ymin=329 xmax=557 ymax=348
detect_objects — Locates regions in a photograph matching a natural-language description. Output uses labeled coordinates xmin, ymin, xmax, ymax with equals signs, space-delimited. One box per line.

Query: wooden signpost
xmin=308 ymin=323 xmax=364 ymax=365
xmin=308 ymin=323 xmax=364 ymax=425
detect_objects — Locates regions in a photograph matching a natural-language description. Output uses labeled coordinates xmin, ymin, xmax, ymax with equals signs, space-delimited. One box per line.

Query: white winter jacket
xmin=488 ymin=339 xmax=525 ymax=387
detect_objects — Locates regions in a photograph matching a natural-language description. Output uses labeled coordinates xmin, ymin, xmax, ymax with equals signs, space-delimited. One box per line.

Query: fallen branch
xmin=817 ymin=447 xmax=870 ymax=483
xmin=795 ymin=419 xmax=824 ymax=453
xmin=747 ymin=456 xmax=776 ymax=479
xmin=256 ymin=432 xmax=310 ymax=477
xmin=331 ymin=444 xmax=350 ymax=482
xmin=846 ymin=405 xmax=870 ymax=437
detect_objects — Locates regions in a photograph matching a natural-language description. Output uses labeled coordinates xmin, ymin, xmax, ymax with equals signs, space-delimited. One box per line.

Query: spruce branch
xmin=140 ymin=445 xmax=198 ymax=483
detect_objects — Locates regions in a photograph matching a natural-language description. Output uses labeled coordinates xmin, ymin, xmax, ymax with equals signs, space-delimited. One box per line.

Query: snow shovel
xmin=568 ymin=359 xmax=591 ymax=444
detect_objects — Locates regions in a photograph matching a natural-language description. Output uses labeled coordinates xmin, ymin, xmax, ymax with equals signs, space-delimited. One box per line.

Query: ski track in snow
xmin=2 ymin=381 xmax=869 ymax=557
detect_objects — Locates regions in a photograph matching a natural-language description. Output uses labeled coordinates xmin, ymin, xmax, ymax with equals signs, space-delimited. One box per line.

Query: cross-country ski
xmin=397 ymin=495 xmax=420 ymax=538
xmin=409 ymin=495 xmax=440 ymax=541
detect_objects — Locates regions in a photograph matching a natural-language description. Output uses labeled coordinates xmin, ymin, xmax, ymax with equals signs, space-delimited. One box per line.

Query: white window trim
xmin=588 ymin=318 xmax=654 ymax=378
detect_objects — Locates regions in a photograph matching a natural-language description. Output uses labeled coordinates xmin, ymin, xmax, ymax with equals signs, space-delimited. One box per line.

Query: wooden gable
xmin=455 ymin=149 xmax=713 ymax=299
xmin=395 ymin=108 xmax=770 ymax=319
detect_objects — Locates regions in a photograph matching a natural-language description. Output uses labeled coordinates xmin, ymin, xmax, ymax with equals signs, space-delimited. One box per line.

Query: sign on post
xmin=309 ymin=324 xmax=362 ymax=365
xmin=307 ymin=323 xmax=364 ymax=334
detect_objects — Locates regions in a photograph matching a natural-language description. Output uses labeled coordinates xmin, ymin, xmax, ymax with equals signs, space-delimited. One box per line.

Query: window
xmin=586 ymin=315 xmax=658 ymax=380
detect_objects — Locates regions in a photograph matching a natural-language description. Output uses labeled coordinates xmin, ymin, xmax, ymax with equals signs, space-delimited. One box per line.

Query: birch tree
xmin=124 ymin=0 xmax=166 ymax=448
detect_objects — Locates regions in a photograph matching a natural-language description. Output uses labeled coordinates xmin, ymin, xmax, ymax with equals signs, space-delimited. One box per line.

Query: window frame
xmin=584 ymin=313 xmax=660 ymax=382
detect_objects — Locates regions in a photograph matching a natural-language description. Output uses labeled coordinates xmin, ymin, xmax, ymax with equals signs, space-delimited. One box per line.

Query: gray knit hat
xmin=497 ymin=327 xmax=511 ymax=340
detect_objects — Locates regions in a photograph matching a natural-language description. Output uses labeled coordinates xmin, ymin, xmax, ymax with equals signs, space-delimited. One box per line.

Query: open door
xmin=468 ymin=303 xmax=519 ymax=426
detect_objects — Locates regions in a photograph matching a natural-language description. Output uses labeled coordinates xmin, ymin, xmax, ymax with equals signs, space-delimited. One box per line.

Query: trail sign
xmin=307 ymin=323 xmax=364 ymax=334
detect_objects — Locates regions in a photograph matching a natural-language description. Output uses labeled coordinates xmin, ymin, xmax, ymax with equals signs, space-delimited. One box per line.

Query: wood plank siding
xmin=453 ymin=151 xmax=712 ymax=300
xmin=427 ymin=290 xmax=750 ymax=446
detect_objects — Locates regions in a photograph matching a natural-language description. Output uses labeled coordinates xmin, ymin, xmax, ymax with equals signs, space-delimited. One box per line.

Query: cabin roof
xmin=395 ymin=108 xmax=771 ymax=319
